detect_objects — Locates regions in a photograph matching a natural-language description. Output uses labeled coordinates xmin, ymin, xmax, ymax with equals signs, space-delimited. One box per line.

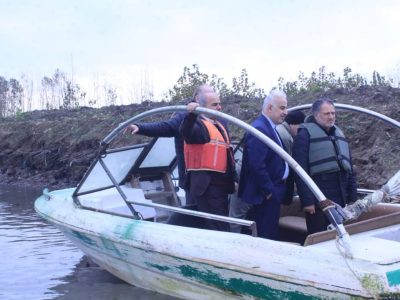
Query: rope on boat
xmin=333 ymin=170 xmax=400 ymax=299
xmin=342 ymin=170 xmax=400 ymax=221
xmin=335 ymin=238 xmax=378 ymax=300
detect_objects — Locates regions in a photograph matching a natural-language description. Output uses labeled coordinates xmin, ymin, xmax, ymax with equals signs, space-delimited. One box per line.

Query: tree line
xmin=166 ymin=65 xmax=393 ymax=101
xmin=0 ymin=69 xmax=125 ymax=117
xmin=0 ymin=65 xmax=395 ymax=118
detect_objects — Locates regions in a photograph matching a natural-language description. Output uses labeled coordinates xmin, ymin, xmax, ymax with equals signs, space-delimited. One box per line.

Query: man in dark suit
xmin=180 ymin=92 xmax=236 ymax=231
xmin=125 ymin=84 xmax=214 ymax=205
xmin=238 ymin=89 xmax=292 ymax=240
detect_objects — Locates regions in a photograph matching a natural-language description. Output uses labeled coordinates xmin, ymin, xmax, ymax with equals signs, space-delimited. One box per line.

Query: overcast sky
xmin=1 ymin=0 xmax=400 ymax=103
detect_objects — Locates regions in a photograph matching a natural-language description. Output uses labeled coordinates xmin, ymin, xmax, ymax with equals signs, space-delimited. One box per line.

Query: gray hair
xmin=198 ymin=93 xmax=208 ymax=106
xmin=262 ymin=89 xmax=287 ymax=110
xmin=192 ymin=84 xmax=214 ymax=102
xmin=312 ymin=98 xmax=334 ymax=115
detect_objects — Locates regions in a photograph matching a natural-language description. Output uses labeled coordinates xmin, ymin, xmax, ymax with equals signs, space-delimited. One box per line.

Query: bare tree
xmin=20 ymin=74 xmax=34 ymax=112
xmin=103 ymin=82 xmax=117 ymax=106
xmin=129 ymin=70 xmax=154 ymax=103
xmin=8 ymin=79 xmax=23 ymax=114
xmin=0 ymin=76 xmax=8 ymax=117
xmin=0 ymin=76 xmax=24 ymax=117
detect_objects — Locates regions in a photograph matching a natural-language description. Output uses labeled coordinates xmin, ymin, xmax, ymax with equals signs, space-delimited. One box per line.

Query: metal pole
xmin=98 ymin=157 xmax=141 ymax=220
xmin=289 ymin=103 xmax=400 ymax=129
xmin=127 ymin=199 xmax=258 ymax=236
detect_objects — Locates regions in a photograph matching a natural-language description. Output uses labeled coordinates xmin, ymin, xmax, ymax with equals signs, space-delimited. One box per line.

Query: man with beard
xmin=292 ymin=98 xmax=358 ymax=234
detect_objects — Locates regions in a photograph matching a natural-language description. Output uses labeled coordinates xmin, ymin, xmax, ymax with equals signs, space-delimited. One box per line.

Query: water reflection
xmin=0 ymin=184 xmax=176 ymax=300
xmin=0 ymin=185 xmax=82 ymax=300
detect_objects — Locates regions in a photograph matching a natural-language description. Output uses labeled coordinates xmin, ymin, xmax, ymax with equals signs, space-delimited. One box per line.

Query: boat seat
xmin=279 ymin=216 xmax=308 ymax=234
xmin=279 ymin=196 xmax=307 ymax=234
xmin=277 ymin=196 xmax=397 ymax=236
xmin=304 ymin=203 xmax=400 ymax=246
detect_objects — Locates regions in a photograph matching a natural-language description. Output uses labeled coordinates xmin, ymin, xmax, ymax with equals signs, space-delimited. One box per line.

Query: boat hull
xmin=35 ymin=189 xmax=400 ymax=299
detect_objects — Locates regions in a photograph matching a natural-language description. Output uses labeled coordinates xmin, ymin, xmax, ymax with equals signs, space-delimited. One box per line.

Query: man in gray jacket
xmin=276 ymin=110 xmax=305 ymax=156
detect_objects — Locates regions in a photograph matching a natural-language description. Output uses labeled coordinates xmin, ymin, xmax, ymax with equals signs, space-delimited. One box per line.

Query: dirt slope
xmin=0 ymin=86 xmax=399 ymax=190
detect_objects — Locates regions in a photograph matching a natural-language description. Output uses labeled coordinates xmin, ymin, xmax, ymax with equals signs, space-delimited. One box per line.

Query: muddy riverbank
xmin=1 ymin=85 xmax=399 ymax=190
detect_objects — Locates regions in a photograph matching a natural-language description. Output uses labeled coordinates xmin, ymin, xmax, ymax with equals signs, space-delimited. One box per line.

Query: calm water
xmin=0 ymin=184 xmax=176 ymax=300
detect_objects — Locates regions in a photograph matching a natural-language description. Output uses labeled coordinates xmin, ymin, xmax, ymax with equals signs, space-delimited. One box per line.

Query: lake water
xmin=0 ymin=184 xmax=177 ymax=300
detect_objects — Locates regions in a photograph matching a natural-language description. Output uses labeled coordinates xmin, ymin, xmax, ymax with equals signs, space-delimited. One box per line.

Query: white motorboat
xmin=35 ymin=104 xmax=400 ymax=299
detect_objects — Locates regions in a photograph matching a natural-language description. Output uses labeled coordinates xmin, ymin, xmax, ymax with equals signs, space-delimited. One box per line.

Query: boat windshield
xmin=140 ymin=137 xmax=176 ymax=168
xmin=74 ymin=137 xmax=176 ymax=195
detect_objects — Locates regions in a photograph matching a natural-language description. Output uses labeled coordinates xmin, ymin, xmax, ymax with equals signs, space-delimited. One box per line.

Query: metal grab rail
xmin=289 ymin=103 xmax=400 ymax=129
xmin=357 ymin=188 xmax=375 ymax=194
xmin=127 ymin=199 xmax=258 ymax=237
xmin=100 ymin=105 xmax=353 ymax=257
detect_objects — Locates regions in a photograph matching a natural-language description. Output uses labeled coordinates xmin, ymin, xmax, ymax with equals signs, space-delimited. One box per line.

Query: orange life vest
xmin=184 ymin=118 xmax=230 ymax=173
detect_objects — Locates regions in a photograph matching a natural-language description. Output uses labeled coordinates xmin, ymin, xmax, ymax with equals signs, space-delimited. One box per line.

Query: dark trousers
xmin=253 ymin=182 xmax=287 ymax=240
xmin=184 ymin=189 xmax=194 ymax=205
xmin=192 ymin=185 xmax=229 ymax=232
xmin=305 ymin=209 xmax=331 ymax=234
